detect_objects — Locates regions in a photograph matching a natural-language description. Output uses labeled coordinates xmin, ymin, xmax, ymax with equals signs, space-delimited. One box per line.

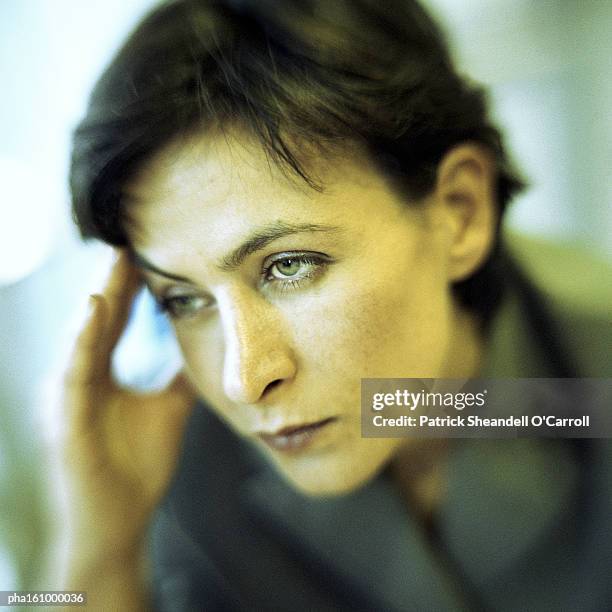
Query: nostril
xmin=262 ymin=379 xmax=282 ymax=396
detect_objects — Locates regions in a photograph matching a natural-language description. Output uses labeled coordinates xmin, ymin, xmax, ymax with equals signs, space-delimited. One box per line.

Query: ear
xmin=433 ymin=143 xmax=497 ymax=282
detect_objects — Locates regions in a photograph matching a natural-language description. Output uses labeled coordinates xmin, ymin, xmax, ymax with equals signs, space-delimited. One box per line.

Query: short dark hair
xmin=70 ymin=0 xmax=525 ymax=327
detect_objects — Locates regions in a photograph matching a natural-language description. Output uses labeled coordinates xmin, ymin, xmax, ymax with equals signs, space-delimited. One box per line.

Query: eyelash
xmin=262 ymin=252 xmax=328 ymax=289
xmin=156 ymin=253 xmax=330 ymax=320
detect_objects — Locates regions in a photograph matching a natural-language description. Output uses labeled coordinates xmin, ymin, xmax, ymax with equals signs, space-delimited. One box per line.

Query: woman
xmin=56 ymin=0 xmax=611 ymax=610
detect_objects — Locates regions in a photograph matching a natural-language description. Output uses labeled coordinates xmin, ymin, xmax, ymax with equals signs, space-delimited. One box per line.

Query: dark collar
xmin=241 ymin=439 xmax=578 ymax=609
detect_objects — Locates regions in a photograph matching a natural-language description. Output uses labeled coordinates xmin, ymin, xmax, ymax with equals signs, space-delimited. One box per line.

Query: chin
xmin=277 ymin=459 xmax=387 ymax=498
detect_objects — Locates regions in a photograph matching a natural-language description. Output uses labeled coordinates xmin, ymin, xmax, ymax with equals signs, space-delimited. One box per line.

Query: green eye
xmin=274 ymin=258 xmax=302 ymax=277
xmin=159 ymin=294 xmax=209 ymax=319
xmin=263 ymin=252 xmax=331 ymax=288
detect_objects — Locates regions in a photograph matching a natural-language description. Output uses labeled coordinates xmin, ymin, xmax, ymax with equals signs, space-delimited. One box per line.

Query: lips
xmin=258 ymin=417 xmax=337 ymax=452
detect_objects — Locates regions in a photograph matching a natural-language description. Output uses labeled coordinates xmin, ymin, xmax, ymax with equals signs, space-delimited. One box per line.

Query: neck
xmin=391 ymin=303 xmax=485 ymax=526
xmin=443 ymin=301 xmax=486 ymax=378
xmin=391 ymin=438 xmax=449 ymax=528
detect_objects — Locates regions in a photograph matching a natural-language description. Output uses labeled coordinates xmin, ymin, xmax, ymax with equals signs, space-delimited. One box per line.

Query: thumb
xmin=150 ymin=372 xmax=197 ymax=441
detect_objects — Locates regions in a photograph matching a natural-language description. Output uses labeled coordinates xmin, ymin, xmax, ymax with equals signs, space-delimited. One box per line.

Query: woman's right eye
xmin=157 ymin=294 xmax=211 ymax=320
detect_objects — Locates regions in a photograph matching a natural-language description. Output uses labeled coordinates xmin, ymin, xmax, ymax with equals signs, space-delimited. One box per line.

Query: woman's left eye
xmin=263 ymin=253 xmax=329 ymax=288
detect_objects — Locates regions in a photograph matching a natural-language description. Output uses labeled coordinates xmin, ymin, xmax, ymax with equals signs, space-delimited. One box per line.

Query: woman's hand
xmin=52 ymin=250 xmax=196 ymax=574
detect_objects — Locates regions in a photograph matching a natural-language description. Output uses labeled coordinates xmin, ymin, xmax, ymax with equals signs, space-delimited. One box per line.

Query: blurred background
xmin=0 ymin=0 xmax=610 ymax=593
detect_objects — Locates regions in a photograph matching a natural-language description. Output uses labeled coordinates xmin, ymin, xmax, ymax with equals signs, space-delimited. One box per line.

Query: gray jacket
xmin=149 ymin=244 xmax=612 ymax=611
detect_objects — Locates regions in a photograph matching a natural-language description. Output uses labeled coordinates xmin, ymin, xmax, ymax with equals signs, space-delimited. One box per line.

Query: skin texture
xmin=125 ymin=130 xmax=494 ymax=496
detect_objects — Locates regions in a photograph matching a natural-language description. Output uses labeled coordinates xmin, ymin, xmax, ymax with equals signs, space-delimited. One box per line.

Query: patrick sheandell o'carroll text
xmin=360 ymin=379 xmax=610 ymax=438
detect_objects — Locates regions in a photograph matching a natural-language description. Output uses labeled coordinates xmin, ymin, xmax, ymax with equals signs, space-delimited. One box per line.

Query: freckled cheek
xmin=292 ymin=278 xmax=449 ymax=379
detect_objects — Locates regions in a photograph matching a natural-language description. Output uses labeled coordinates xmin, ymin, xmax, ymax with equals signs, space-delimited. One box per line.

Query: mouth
xmin=257 ymin=417 xmax=338 ymax=452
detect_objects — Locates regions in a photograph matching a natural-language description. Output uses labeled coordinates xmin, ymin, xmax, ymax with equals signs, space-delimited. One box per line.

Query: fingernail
xmin=87 ymin=294 xmax=100 ymax=317
xmin=112 ymin=249 xmax=124 ymax=265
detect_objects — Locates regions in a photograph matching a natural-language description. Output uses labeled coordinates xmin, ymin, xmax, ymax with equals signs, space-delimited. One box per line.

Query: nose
xmin=221 ymin=290 xmax=296 ymax=404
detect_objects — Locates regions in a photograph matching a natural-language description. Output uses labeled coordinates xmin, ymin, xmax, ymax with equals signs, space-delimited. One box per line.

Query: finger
xmin=63 ymin=293 xmax=108 ymax=432
xmin=98 ymin=249 xmax=141 ymax=363
xmin=148 ymin=373 xmax=197 ymax=439
xmin=146 ymin=373 xmax=198 ymax=476
xmin=162 ymin=372 xmax=198 ymax=412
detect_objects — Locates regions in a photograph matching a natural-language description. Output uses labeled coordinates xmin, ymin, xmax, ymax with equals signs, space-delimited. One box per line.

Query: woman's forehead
xmin=123 ymin=129 xmax=411 ymax=245
xmin=125 ymin=128 xmax=380 ymax=203
xmin=121 ymin=131 xmax=430 ymax=290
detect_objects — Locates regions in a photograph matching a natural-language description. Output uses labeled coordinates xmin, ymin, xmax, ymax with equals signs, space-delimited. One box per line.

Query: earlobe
xmin=434 ymin=143 xmax=497 ymax=282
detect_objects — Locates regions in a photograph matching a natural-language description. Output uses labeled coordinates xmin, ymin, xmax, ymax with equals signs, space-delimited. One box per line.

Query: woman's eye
xmin=158 ymin=294 xmax=210 ymax=319
xmin=270 ymin=258 xmax=308 ymax=278
xmin=264 ymin=253 xmax=330 ymax=288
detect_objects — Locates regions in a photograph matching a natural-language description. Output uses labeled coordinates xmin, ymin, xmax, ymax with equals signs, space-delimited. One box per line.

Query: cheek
xmin=294 ymin=268 xmax=451 ymax=380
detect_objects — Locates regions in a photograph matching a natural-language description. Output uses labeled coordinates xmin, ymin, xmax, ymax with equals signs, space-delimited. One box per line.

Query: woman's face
xmin=126 ymin=131 xmax=459 ymax=495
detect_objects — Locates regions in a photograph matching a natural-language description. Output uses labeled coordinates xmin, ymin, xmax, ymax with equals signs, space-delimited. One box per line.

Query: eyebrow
xmin=218 ymin=221 xmax=341 ymax=271
xmin=131 ymin=252 xmax=192 ymax=282
xmin=131 ymin=221 xmax=342 ymax=282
